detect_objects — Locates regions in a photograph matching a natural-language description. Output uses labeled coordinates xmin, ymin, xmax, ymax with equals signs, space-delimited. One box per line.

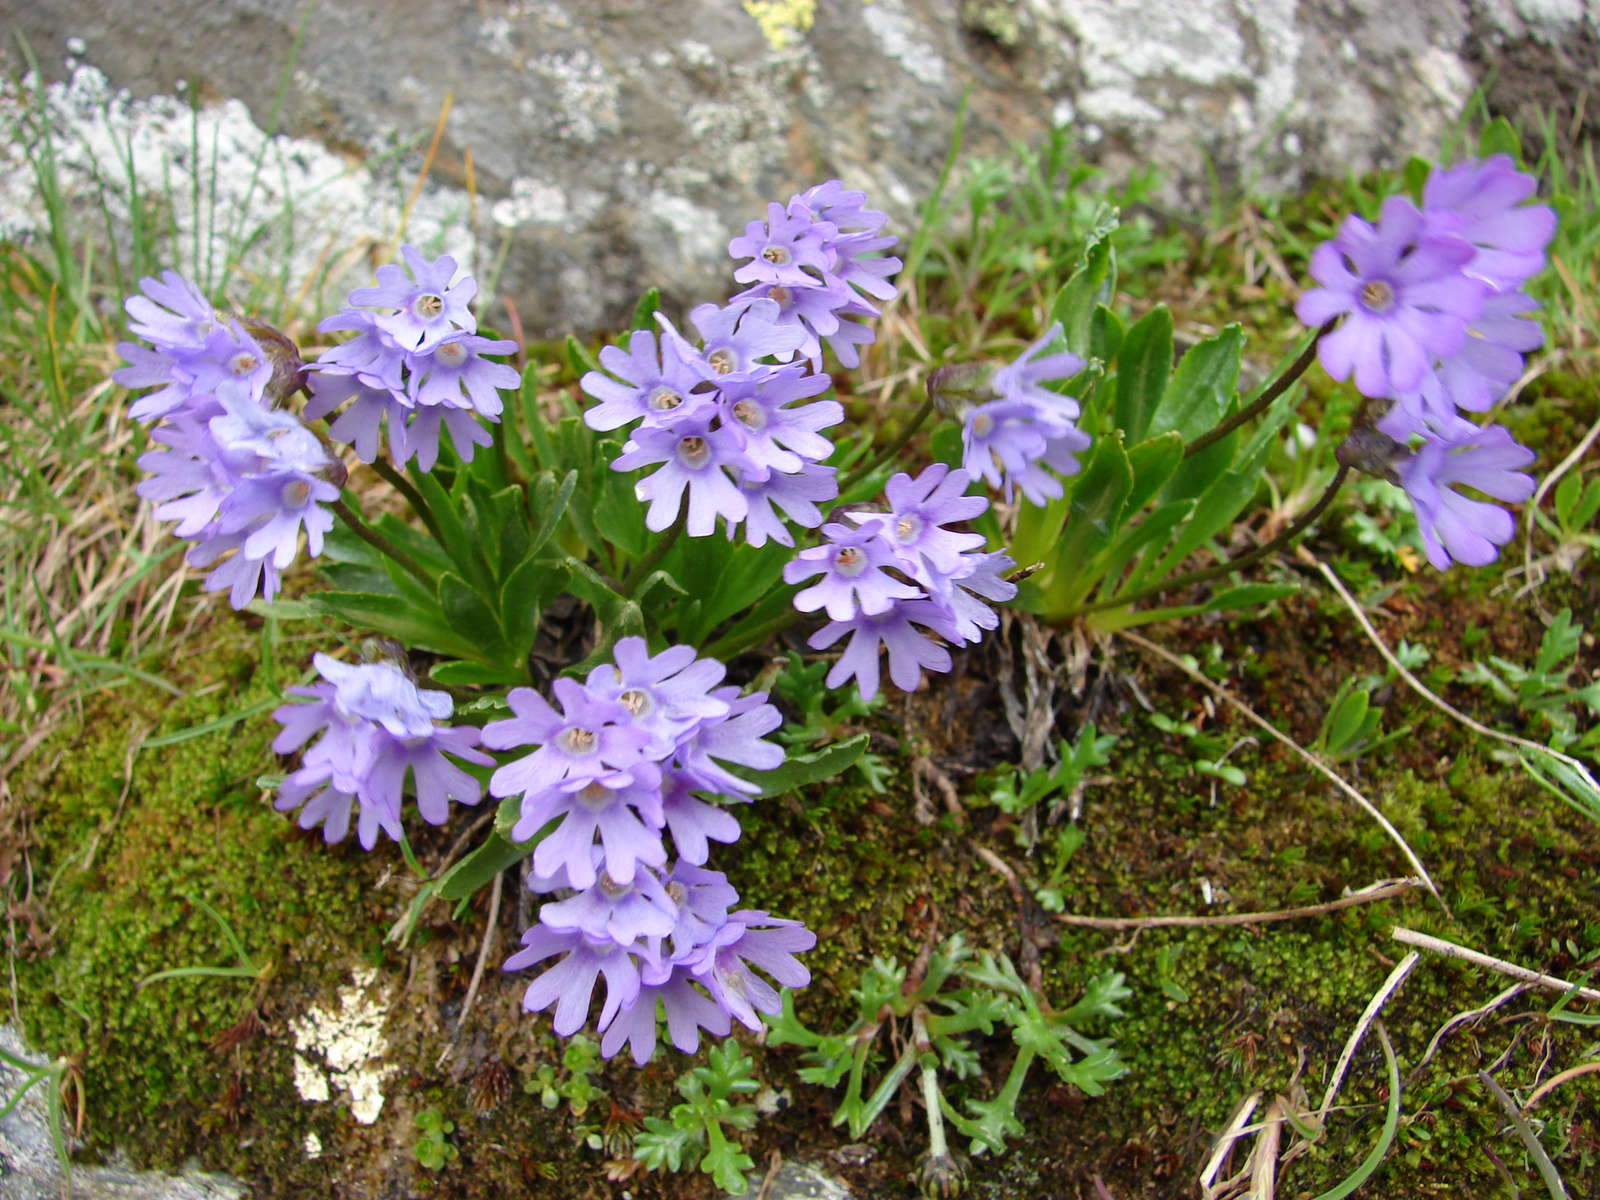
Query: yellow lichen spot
xmin=742 ymin=0 xmax=816 ymax=49
xmin=1396 ymin=544 xmax=1422 ymax=573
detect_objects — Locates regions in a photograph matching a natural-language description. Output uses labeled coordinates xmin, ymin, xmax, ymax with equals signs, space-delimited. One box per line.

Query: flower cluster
xmin=483 ymin=637 xmax=814 ymax=1064
xmin=581 ymin=180 xmax=900 ymax=546
xmin=946 ymin=322 xmax=1092 ymax=506
xmin=272 ymin=652 xmax=490 ymax=849
xmin=305 ymin=246 xmax=519 ymax=472
xmin=727 ymin=180 xmax=902 ymax=369
xmin=785 ymin=464 xmax=1017 ymax=700
xmin=116 ymin=271 xmax=344 ymax=607
xmin=1296 ymin=156 xmax=1555 ymax=568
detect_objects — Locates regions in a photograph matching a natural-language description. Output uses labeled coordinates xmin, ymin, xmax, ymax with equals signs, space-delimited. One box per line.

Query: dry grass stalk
xmin=1391 ymin=927 xmax=1600 ymax=1003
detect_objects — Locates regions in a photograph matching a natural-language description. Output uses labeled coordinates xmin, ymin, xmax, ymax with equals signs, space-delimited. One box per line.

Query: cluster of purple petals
xmin=784 ymin=463 xmax=1017 ymax=701
xmin=1295 ymin=157 xmax=1553 ymax=568
xmin=272 ymin=652 xmax=490 ymax=848
xmin=116 ymin=272 xmax=344 ymax=607
xmin=580 ymin=181 xmax=899 ymax=547
xmin=483 ymin=637 xmax=815 ymax=1063
xmin=959 ymin=322 xmax=1092 ymax=506
xmin=726 ymin=180 xmax=902 ymax=370
xmin=304 ymin=246 xmax=519 ymax=472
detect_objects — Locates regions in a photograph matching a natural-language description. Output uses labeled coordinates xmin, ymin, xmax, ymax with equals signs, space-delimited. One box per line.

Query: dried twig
xmin=439 ymin=870 xmax=504 ymax=1065
xmin=1392 ymin=927 xmax=1600 ymax=1002
xmin=1317 ymin=952 xmax=1419 ymax=1119
xmin=1523 ymin=1061 xmax=1600 ymax=1111
xmin=1409 ymin=982 xmax=1529 ymax=1081
xmin=1055 ymin=879 xmax=1416 ymax=930
xmin=1119 ymin=630 xmax=1446 ymax=910
xmin=754 ymin=1150 xmax=783 ymax=1200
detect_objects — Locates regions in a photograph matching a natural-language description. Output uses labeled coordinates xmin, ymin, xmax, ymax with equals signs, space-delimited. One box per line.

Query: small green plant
xmin=767 ymin=936 xmax=1128 ymax=1195
xmin=526 ymin=1033 xmax=607 ymax=1119
xmin=1461 ymin=609 xmax=1600 ymax=754
xmin=772 ymin=650 xmax=891 ymax=791
xmin=1031 ymin=825 xmax=1087 ymax=913
xmin=986 ymin=723 xmax=1116 ymax=848
xmin=1148 ymin=711 xmax=1251 ymax=790
xmin=1530 ymin=470 xmax=1600 ymax=575
xmin=413 ymin=1107 xmax=458 ymax=1170
xmin=633 ymin=1039 xmax=760 ymax=1194
xmin=0 ymin=1042 xmax=79 ymax=1189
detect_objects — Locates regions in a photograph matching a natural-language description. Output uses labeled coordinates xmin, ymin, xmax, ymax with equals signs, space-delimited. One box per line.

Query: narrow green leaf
xmin=429 ymin=660 xmax=527 ymax=686
xmin=438 ymin=573 xmax=510 ymax=659
xmin=1039 ymin=434 xmax=1134 ymax=611
xmin=1050 ymin=210 xmax=1118 ymax=357
xmin=1088 ymin=303 xmax=1125 ymax=365
xmin=139 ymin=698 xmax=277 ymax=749
xmin=1123 ymin=431 xmax=1184 ymax=514
xmin=1149 ymin=324 xmax=1243 ymax=442
xmin=435 ymin=833 xmax=535 ymax=901
xmin=1113 ymin=305 xmax=1172 ymax=444
xmin=727 ymin=734 xmax=870 ymax=798
xmin=308 ymin=592 xmax=479 ymax=660
xmin=1478 ymin=117 xmax=1521 ymax=163
xmin=1309 ymin=1025 xmax=1401 ymax=1200
xmin=566 ymin=333 xmax=602 ymax=378
xmin=631 ymin=287 xmax=661 ymax=331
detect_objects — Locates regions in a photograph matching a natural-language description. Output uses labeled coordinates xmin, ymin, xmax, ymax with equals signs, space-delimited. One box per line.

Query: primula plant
xmin=108 ymin=117 xmax=1571 ymax=1193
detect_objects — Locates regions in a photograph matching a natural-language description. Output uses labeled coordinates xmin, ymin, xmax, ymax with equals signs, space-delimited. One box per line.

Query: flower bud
xmin=1336 ymin=427 xmax=1412 ymax=483
xmin=927 ymin=361 xmax=997 ymax=420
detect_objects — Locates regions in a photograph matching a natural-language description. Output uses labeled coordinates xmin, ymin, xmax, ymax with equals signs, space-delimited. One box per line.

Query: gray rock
xmin=2 ymin=0 xmax=1595 ymax=337
xmin=0 ymin=1027 xmax=244 ymax=1200
xmin=736 ymin=1159 xmax=853 ymax=1200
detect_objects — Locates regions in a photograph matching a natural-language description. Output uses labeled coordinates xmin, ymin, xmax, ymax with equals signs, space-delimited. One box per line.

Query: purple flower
xmin=350 ymin=245 xmax=477 ymax=352
xmin=1422 ymin=156 xmax=1558 ymax=291
xmin=672 ymin=689 xmax=784 ymax=798
xmin=809 ymin=599 xmax=962 ymax=701
xmin=407 ymin=332 xmax=520 ymax=416
xmin=304 ymin=373 xmax=409 ymax=464
xmin=580 ymin=329 xmax=715 ymax=432
xmin=729 ymin=203 xmax=837 ymax=290
xmin=991 ymin=323 xmax=1084 ymax=413
xmin=504 ymin=926 xmax=645 ymax=1036
xmin=784 ymin=522 xmax=923 ymax=621
xmin=875 ymin=463 xmax=987 ymax=590
xmin=538 ymin=857 xmax=678 ymax=944
xmin=735 ymin=463 xmax=839 ymax=548
xmin=312 ymin=307 xmax=408 ymax=394
xmin=518 ymin=766 xmax=668 ymax=886
xmin=1295 ymin=194 xmax=1486 ymax=397
xmin=659 ymin=768 xmax=743 ymax=864
xmin=668 ymin=300 xmax=808 ymax=384
xmin=687 ymin=911 xmax=815 ymax=1031
xmin=271 ymin=654 xmax=488 ymax=849
xmin=599 ymin=966 xmax=732 ymax=1065
xmin=1396 ymin=425 xmax=1536 ymax=569
xmin=719 ymin=366 xmax=840 ymax=474
xmin=484 ymin=678 xmax=654 ymax=801
xmin=942 ymin=550 xmax=1019 ymax=644
xmin=392 ymin=400 xmax=497 ymax=472
xmin=583 ymin=637 xmax=730 ymax=757
xmin=611 ymin=411 xmax=753 ymax=536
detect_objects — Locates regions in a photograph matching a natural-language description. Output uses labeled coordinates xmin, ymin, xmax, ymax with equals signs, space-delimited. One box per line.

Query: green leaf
xmin=1325 ymin=688 xmax=1372 ymax=756
xmin=1537 ymin=608 xmax=1582 ymax=675
xmin=635 ymin=1116 xmax=703 ymax=1173
xmin=1088 ymin=303 xmax=1124 ymax=365
xmin=1123 ymin=431 xmax=1184 ymax=514
xmin=1478 ymin=117 xmax=1521 ymax=163
xmin=1037 ymin=434 xmax=1134 ymax=612
xmin=435 ymin=833 xmax=536 ymax=901
xmin=429 ymin=660 xmax=527 ymax=686
xmin=1113 ymin=305 xmax=1172 ymax=444
xmin=438 ymin=573 xmax=510 ymax=660
xmin=702 ymin=1137 xmax=755 ymax=1194
xmin=1203 ymin=583 xmax=1298 ymax=613
xmin=930 ymin=421 xmax=965 ymax=470
xmin=501 ymin=557 xmax=571 ymax=661
xmin=1402 ymin=155 xmax=1432 ymax=203
xmin=1050 ymin=209 xmax=1118 ymax=357
xmin=632 ymin=287 xmax=661 ymax=331
xmin=308 ymin=592 xmax=478 ymax=660
xmin=527 ymin=469 xmax=578 ymax=558
xmin=727 ymin=733 xmax=870 ymax=798
xmin=1308 ymin=1025 xmax=1401 ymax=1200
xmin=413 ymin=470 xmax=493 ymax=593
xmin=566 ymin=333 xmax=602 ymax=379
xmin=1149 ymin=324 xmax=1243 ymax=442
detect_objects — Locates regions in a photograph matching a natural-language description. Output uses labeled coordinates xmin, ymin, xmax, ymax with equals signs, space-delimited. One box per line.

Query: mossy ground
xmin=9 ymin=537 xmax=1600 ymax=1198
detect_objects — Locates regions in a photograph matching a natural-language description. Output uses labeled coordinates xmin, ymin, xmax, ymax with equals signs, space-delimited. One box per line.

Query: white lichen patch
xmin=289 ymin=967 xmax=395 ymax=1125
xmin=302 ymin=1131 xmax=323 ymax=1159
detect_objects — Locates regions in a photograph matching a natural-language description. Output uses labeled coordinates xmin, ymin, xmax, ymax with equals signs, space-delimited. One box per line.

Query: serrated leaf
xmin=634 ymin=1117 xmax=702 ymax=1173
xmin=702 ymin=1136 xmax=755 ymax=1194
xmin=1050 ymin=210 xmax=1118 ymax=357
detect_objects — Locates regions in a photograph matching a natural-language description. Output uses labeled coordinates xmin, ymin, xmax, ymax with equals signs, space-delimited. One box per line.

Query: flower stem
xmin=1181 ymin=318 xmax=1336 ymax=461
xmin=841 ymin=395 xmax=936 ymax=490
xmin=620 ymin=511 xmax=685 ymax=597
xmin=370 ymin=458 xmax=448 ymax=547
xmin=920 ymin=1060 xmax=949 ymax=1160
xmin=331 ymin=497 xmax=436 ymax=592
xmin=1062 ymin=465 xmax=1350 ymax=620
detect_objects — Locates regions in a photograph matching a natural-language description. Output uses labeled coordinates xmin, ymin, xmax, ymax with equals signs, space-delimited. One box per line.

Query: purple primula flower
xmin=271 ymin=654 xmax=486 ymax=848
xmin=729 ymin=202 xmax=837 ymax=290
xmin=504 ymin=926 xmax=646 ymax=1037
xmin=942 ymin=550 xmax=1019 ymax=645
xmin=688 ymin=910 xmax=815 ymax=1031
xmin=485 ymin=678 xmax=653 ymax=800
xmin=580 ymin=328 xmax=715 ymax=432
xmin=407 ymin=332 xmax=519 ymax=416
xmin=312 ymin=307 xmax=408 ymax=394
xmin=1422 ymin=155 xmax=1558 ymax=291
xmin=963 ymin=398 xmax=1069 ymax=505
xmin=729 ymin=275 xmax=856 ymax=366
xmin=874 ymin=463 xmax=987 ymax=590
xmin=809 ymin=598 xmax=962 ymax=702
xmin=658 ymin=862 xmax=741 ymax=960
xmin=599 ymin=966 xmax=732 ymax=1065
xmin=672 ymin=688 xmax=784 ymax=798
xmin=1295 ymin=193 xmax=1486 ymax=397
xmin=520 ymin=765 xmax=668 ymax=886
xmin=735 ymin=463 xmax=838 ymax=548
xmin=659 ymin=767 xmax=743 ymax=864
xmin=669 ymin=300 xmax=808 ymax=383
xmin=350 ymin=245 xmax=477 ymax=352
xmin=1396 ymin=424 xmax=1537 ymax=569
xmin=394 ymin=403 xmax=496 ymax=472
xmin=612 ymin=411 xmax=753 ymax=536
xmin=784 ymin=522 xmax=923 ymax=621
xmin=583 ymin=637 xmax=730 ymax=757
xmin=304 ymin=373 xmax=409 ymax=464
xmin=991 ymin=323 xmax=1084 ymax=413
xmin=719 ymin=367 xmax=841 ymax=474
xmin=1433 ymin=289 xmax=1544 ymax=413
xmin=539 ymin=856 xmax=678 ymax=944
xmin=122 ymin=270 xmax=217 ymax=353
